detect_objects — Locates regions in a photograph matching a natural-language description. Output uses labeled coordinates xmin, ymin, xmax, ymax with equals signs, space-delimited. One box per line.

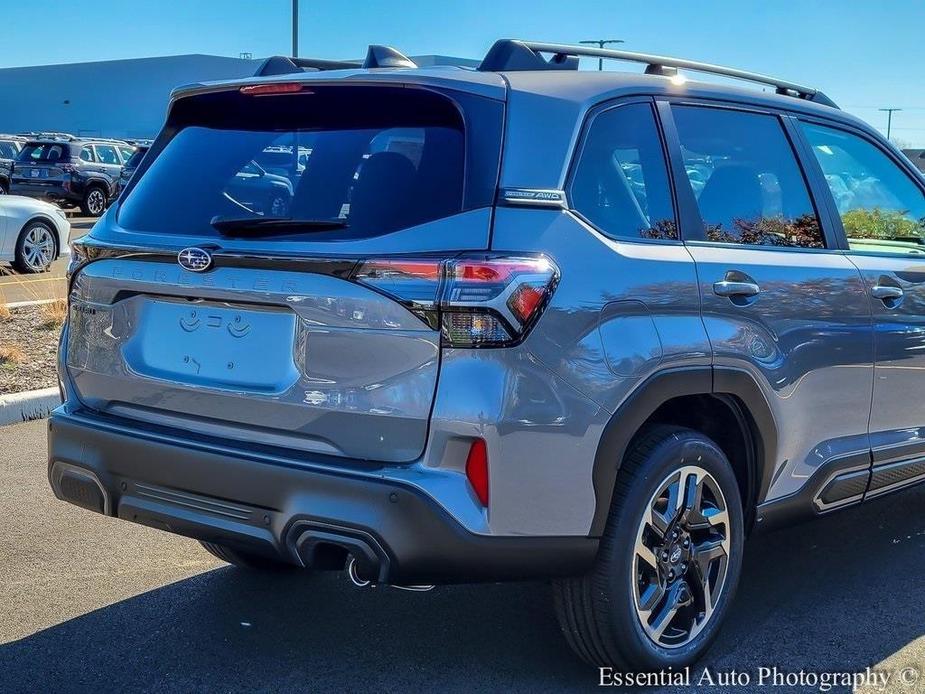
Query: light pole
xmin=292 ymin=0 xmax=299 ymax=57
xmin=579 ymin=39 xmax=625 ymax=71
xmin=879 ymin=107 xmax=902 ymax=141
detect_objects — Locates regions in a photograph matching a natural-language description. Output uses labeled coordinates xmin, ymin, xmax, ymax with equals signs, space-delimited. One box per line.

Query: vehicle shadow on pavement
xmin=2 ymin=488 xmax=925 ymax=693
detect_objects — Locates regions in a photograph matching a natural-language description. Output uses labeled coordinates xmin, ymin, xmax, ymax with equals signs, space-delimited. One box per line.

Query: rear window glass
xmin=18 ymin=143 xmax=71 ymax=162
xmin=570 ymin=102 xmax=677 ymax=240
xmin=119 ymin=86 xmax=502 ymax=240
xmin=0 ymin=141 xmax=20 ymax=159
xmin=124 ymin=148 xmax=147 ymax=169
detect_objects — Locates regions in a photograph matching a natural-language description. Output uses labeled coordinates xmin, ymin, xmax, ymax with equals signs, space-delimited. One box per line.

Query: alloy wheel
xmin=87 ymin=189 xmax=106 ymax=215
xmin=632 ymin=465 xmax=731 ymax=649
xmin=21 ymin=225 xmax=56 ymax=272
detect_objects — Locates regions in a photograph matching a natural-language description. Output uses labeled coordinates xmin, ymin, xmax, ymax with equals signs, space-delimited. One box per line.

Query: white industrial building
xmin=0 ymin=53 xmax=475 ymax=139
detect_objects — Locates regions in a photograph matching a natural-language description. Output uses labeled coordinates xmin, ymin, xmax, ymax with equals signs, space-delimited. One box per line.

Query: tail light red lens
xmin=240 ymin=83 xmax=310 ymax=96
xmin=352 ymin=254 xmax=558 ymax=348
xmin=465 ymin=439 xmax=489 ymax=507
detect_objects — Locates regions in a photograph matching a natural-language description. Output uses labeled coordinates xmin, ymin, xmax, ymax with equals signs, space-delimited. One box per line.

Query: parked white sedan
xmin=0 ymin=195 xmax=70 ymax=273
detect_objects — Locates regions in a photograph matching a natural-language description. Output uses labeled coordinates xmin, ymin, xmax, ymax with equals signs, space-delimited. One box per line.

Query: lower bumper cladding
xmin=47 ymin=411 xmax=597 ymax=585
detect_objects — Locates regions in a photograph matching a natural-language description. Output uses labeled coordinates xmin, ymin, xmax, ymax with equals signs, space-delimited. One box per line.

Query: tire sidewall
xmin=596 ymin=430 xmax=745 ymax=671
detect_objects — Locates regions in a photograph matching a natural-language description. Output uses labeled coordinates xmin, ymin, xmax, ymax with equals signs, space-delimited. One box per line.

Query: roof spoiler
xmin=478 ymin=39 xmax=838 ymax=108
xmin=254 ymin=45 xmax=417 ymax=77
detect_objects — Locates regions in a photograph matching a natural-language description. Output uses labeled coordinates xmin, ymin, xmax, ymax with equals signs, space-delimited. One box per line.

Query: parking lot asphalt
xmin=0 ymin=215 xmax=93 ymax=304
xmin=2 ymin=417 xmax=924 ymax=693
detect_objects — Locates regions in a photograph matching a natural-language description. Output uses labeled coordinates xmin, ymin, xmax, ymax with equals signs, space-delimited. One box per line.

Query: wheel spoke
xmin=649 ymin=472 xmax=682 ymax=536
xmin=635 ymin=533 xmax=658 ymax=571
xmin=637 ymin=578 xmax=665 ymax=613
xmin=646 ymin=582 xmax=681 ymax=641
xmin=686 ymin=502 xmax=729 ymax=532
xmin=681 ymin=470 xmax=703 ymax=519
xmin=692 ymin=538 xmax=726 ymax=584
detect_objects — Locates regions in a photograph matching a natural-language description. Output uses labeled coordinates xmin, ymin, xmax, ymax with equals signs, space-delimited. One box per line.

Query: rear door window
xmin=79 ymin=146 xmax=95 ymax=163
xmin=801 ymin=122 xmax=925 ymax=255
xmin=570 ymin=102 xmax=677 ymax=240
xmin=118 ymin=85 xmax=503 ymax=241
xmin=94 ymin=145 xmax=120 ymax=165
xmin=673 ymin=106 xmax=825 ymax=249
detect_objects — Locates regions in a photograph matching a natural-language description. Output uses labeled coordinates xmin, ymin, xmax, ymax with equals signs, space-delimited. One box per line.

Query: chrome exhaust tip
xmin=346 ymin=555 xmax=373 ymax=588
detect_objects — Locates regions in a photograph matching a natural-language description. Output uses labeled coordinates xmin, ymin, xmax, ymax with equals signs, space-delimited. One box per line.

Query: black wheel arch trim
xmin=589 ymin=365 xmax=778 ymax=537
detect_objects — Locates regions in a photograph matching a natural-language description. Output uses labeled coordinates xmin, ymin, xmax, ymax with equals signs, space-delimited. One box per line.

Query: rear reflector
xmin=465 ymin=439 xmax=489 ymax=507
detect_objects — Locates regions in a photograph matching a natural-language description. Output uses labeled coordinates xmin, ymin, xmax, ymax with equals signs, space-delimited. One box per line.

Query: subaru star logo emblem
xmin=178 ymin=247 xmax=212 ymax=272
xmin=670 ymin=546 xmax=682 ymax=564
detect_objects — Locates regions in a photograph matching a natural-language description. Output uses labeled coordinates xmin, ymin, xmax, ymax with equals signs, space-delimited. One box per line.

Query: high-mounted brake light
xmin=239 ymin=83 xmax=309 ymax=96
xmin=352 ymin=255 xmax=559 ymax=348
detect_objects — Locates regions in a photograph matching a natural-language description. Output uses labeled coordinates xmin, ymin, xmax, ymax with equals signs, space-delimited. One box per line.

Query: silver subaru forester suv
xmin=50 ymin=40 xmax=925 ymax=670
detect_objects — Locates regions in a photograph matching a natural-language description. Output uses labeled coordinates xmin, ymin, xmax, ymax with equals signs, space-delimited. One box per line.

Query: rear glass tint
xmin=119 ymin=85 xmax=503 ymax=240
xmin=18 ymin=142 xmax=72 ymax=163
xmin=0 ymin=141 xmax=20 ymax=159
xmin=123 ymin=147 xmax=147 ymax=169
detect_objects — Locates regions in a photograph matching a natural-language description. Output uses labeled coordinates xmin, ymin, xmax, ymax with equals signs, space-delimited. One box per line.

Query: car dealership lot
xmin=0 ymin=214 xmax=92 ymax=304
xmin=1 ymin=418 xmax=924 ymax=693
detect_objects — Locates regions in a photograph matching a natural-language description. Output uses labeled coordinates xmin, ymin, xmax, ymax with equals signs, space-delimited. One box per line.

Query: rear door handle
xmin=713 ymin=280 xmax=761 ymax=298
xmin=871 ymin=284 xmax=904 ymax=301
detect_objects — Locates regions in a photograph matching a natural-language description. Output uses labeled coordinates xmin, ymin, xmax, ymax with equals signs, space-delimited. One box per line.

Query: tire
xmin=80 ymin=185 xmax=107 ymax=216
xmin=554 ymin=425 xmax=744 ymax=671
xmin=13 ymin=221 xmax=57 ymax=273
xmin=199 ymin=540 xmax=296 ymax=571
xmin=0 ymin=181 xmax=8 ymax=195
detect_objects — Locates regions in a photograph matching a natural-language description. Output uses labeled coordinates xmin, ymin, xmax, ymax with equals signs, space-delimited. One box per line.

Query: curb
xmin=3 ymin=298 xmax=60 ymax=309
xmin=0 ymin=387 xmax=61 ymax=426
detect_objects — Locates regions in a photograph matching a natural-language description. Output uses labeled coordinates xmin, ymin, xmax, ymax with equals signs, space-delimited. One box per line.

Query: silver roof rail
xmin=478 ymin=40 xmax=838 ymax=108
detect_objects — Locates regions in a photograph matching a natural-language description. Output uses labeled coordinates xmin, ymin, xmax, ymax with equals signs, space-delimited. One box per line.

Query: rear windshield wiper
xmin=210 ymin=215 xmax=348 ymax=237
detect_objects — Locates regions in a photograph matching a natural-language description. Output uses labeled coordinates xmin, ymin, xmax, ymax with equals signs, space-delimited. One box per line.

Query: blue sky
xmin=3 ymin=0 xmax=924 ymax=146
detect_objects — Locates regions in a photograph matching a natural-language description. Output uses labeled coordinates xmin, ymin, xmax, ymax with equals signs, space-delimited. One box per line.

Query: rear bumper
xmin=47 ymin=410 xmax=597 ymax=584
xmin=10 ymin=182 xmax=79 ymax=204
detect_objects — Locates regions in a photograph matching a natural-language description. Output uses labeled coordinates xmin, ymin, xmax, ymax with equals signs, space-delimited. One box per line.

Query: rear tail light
xmin=352 ymin=254 xmax=558 ymax=347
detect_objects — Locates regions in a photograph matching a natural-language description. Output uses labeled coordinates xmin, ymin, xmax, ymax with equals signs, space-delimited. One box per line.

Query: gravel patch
xmin=0 ymin=305 xmax=61 ymax=395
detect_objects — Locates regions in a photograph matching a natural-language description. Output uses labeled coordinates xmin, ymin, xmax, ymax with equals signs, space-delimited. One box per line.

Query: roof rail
xmin=255 ymin=55 xmax=360 ymax=76
xmin=478 ymin=40 xmax=838 ymax=108
xmin=254 ymin=45 xmax=418 ymax=77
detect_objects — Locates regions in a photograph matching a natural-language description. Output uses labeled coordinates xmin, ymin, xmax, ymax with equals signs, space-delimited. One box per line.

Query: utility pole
xmin=292 ymin=0 xmax=299 ymax=57
xmin=879 ymin=107 xmax=902 ymax=140
xmin=579 ymin=39 xmax=625 ymax=71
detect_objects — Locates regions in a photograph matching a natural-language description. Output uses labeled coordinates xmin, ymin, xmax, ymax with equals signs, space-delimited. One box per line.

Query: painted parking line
xmin=0 ymin=276 xmax=66 ymax=285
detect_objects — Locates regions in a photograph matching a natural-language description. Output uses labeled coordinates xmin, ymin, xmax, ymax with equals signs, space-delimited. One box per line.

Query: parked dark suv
xmin=116 ymin=145 xmax=149 ymax=196
xmin=50 ymin=41 xmax=925 ymax=671
xmin=11 ymin=137 xmax=134 ymax=216
xmin=0 ymin=134 xmax=27 ymax=194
